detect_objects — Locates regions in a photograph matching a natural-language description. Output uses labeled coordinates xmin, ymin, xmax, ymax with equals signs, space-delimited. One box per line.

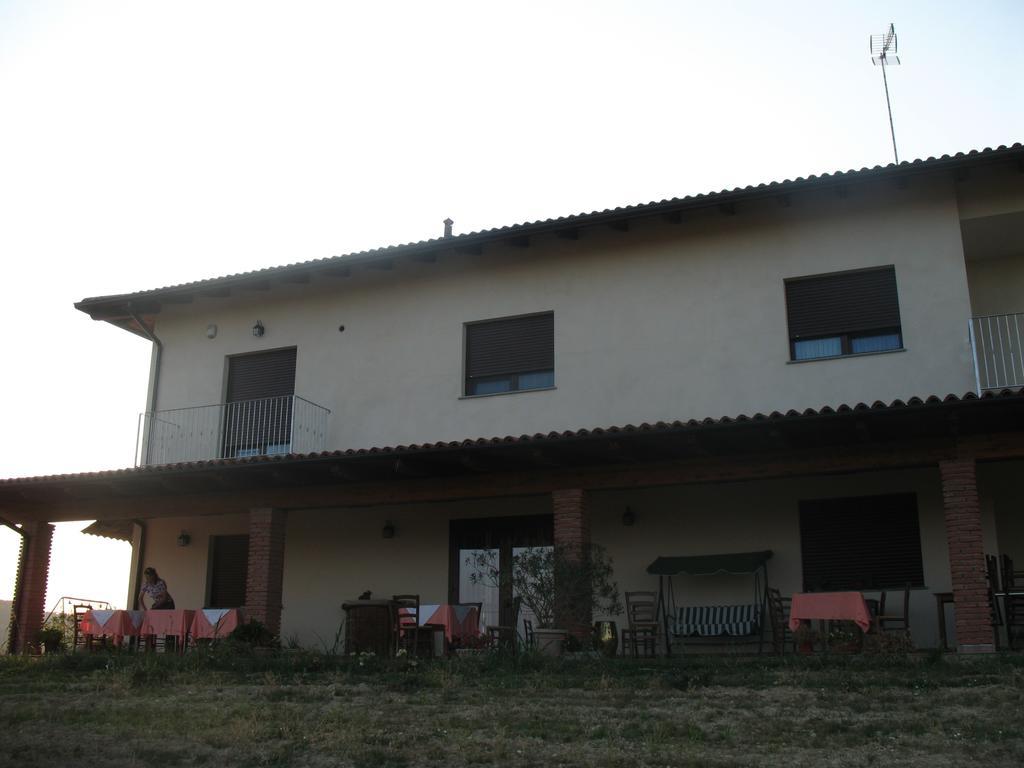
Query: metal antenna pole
xmin=870 ymin=24 xmax=902 ymax=165
xmin=880 ymin=60 xmax=899 ymax=164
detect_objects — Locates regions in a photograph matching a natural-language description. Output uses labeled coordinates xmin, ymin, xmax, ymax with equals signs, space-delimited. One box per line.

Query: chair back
xmin=624 ymin=591 xmax=658 ymax=628
xmin=392 ymin=595 xmax=420 ymax=631
xmin=897 ymin=583 xmax=911 ymax=622
xmin=1001 ymin=554 xmax=1018 ymax=592
xmin=986 ymin=556 xmax=1004 ymax=627
xmin=72 ymin=604 xmax=90 ymax=649
xmin=765 ymin=588 xmax=788 ymax=629
xmin=522 ymin=618 xmax=535 ymax=648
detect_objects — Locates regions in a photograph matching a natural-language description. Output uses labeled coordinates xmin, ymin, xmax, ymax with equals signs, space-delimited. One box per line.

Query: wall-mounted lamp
xmin=622 ymin=506 xmax=636 ymax=527
xmin=382 ymin=522 xmax=396 ymax=539
xmin=206 ymin=324 xmax=218 ymax=339
xmin=252 ymin=320 xmax=265 ymax=338
xmin=177 ymin=530 xmax=191 ymax=547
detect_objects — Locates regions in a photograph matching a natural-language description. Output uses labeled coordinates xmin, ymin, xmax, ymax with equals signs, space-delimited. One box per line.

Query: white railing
xmin=136 ymin=395 xmax=331 ymax=466
xmin=969 ymin=312 xmax=1024 ymax=392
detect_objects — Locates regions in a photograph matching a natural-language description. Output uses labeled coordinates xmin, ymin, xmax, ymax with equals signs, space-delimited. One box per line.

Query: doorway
xmin=449 ymin=515 xmax=553 ymax=632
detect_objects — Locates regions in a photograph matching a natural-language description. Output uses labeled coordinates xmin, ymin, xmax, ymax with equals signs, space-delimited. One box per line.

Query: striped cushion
xmin=675 ymin=604 xmax=761 ymax=637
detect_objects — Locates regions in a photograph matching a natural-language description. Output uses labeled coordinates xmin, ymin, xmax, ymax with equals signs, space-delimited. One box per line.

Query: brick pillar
xmin=11 ymin=522 xmax=54 ymax=654
xmin=245 ymin=508 xmax=286 ymax=638
xmin=553 ymin=489 xmax=591 ymax=640
xmin=939 ymin=459 xmax=994 ymax=653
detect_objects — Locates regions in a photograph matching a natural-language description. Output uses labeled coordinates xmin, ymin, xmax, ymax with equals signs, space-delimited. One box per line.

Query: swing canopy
xmin=646 ymin=550 xmax=773 ymax=577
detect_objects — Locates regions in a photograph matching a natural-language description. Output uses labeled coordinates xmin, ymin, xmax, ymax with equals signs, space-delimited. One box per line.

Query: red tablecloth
xmin=139 ymin=609 xmax=195 ymax=643
xmin=789 ymin=592 xmax=873 ymax=633
xmin=81 ymin=609 xmax=144 ymax=637
xmin=399 ymin=604 xmax=481 ymax=641
xmin=190 ymin=608 xmax=244 ymax=639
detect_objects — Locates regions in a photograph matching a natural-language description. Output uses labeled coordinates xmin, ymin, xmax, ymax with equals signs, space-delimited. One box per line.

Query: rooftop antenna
xmin=870 ymin=23 xmax=901 ymax=164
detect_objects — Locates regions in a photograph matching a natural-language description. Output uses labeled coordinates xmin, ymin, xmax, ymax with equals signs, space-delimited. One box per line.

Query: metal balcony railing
xmin=970 ymin=312 xmax=1024 ymax=392
xmin=136 ymin=395 xmax=331 ymax=466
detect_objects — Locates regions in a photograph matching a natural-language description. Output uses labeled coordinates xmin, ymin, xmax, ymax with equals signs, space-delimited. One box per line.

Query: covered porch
xmin=4 ymin=389 xmax=1024 ymax=656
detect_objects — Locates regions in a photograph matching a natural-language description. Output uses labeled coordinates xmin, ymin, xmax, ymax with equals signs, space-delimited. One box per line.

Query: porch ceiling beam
xmin=13 ymin=432 xmax=1013 ymax=523
xmin=458 ymin=453 xmax=500 ymax=473
xmin=394 ymin=457 xmax=433 ymax=477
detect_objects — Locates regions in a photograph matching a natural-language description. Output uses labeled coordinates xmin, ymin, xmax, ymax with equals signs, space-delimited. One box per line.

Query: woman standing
xmin=139 ymin=567 xmax=175 ymax=610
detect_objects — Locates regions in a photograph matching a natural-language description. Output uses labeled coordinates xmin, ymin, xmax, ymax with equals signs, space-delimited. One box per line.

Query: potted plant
xmin=467 ymin=544 xmax=622 ymax=657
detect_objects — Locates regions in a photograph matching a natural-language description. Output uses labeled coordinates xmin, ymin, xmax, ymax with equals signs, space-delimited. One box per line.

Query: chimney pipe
xmin=443 ymin=218 xmax=454 ymax=238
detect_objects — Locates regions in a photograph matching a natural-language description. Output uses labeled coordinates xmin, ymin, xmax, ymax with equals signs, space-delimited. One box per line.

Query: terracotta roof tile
xmin=76 ymin=143 xmax=1024 ymax=313
xmin=1 ymin=388 xmax=1021 ymax=486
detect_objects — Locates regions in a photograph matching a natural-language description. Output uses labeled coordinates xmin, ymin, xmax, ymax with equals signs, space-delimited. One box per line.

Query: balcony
xmin=970 ymin=312 xmax=1024 ymax=392
xmin=136 ymin=395 xmax=331 ymax=466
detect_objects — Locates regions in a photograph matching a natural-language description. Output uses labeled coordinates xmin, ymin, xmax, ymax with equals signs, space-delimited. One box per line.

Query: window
xmin=464 ymin=312 xmax=554 ymax=396
xmin=207 ymin=535 xmax=249 ymax=608
xmin=798 ymin=493 xmax=925 ymax=592
xmin=785 ymin=266 xmax=902 ymax=361
xmin=222 ymin=347 xmax=297 ymax=457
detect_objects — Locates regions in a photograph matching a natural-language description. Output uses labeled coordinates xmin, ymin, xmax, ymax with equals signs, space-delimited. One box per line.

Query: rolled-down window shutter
xmin=208 ymin=535 xmax=249 ymax=608
xmin=798 ymin=493 xmax=924 ymax=592
xmin=785 ymin=266 xmax=900 ymax=339
xmin=226 ymin=348 xmax=297 ymax=402
xmin=224 ymin=348 xmax=298 ymax=453
xmin=466 ymin=313 xmax=554 ymax=379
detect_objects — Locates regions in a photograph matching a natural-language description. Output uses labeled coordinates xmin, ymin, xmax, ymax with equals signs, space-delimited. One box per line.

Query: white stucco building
xmin=4 ymin=143 xmax=1024 ymax=655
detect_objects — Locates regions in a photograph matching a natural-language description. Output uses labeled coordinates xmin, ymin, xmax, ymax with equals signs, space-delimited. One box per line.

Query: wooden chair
xmin=1000 ymin=555 xmax=1024 ymax=649
xmin=621 ymin=591 xmax=659 ymax=658
xmin=985 ymin=555 xmax=1005 ymax=649
xmin=72 ymin=604 xmax=102 ymax=653
xmin=392 ymin=594 xmax=425 ymax=656
xmin=522 ymin=618 xmax=535 ymax=650
xmin=876 ymin=583 xmax=911 ymax=635
xmin=486 ymin=596 xmax=522 ymax=654
xmin=764 ymin=588 xmax=793 ymax=655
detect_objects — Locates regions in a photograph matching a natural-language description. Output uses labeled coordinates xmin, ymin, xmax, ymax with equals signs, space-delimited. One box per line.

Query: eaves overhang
xmin=2 ymin=389 xmax=1023 ymax=521
xmin=75 ymin=143 xmax=1024 ymax=333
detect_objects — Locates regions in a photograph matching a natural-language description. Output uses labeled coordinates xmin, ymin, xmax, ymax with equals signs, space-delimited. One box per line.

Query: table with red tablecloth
xmin=788 ymin=592 xmax=873 ymax=633
xmin=189 ymin=608 xmax=245 ymax=640
xmin=81 ymin=609 xmax=145 ymax=644
xmin=139 ymin=609 xmax=195 ymax=649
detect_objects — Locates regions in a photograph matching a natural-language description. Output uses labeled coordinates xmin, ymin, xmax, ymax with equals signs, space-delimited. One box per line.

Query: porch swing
xmin=646 ymin=550 xmax=773 ymax=655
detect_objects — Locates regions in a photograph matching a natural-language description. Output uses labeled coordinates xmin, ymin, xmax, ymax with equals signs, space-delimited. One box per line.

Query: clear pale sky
xmin=1 ymin=1 xmax=1021 ymax=609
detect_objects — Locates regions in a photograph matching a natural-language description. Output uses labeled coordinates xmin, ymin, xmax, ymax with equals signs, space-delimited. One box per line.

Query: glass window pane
xmin=850 ymin=333 xmax=901 ymax=354
xmin=470 ymin=377 xmax=513 ymax=396
xmin=513 ymin=546 xmax=553 ymax=637
xmin=793 ymin=337 xmax=842 ymax=360
xmin=517 ymin=370 xmax=554 ymax=390
xmin=459 ymin=548 xmax=500 ymax=630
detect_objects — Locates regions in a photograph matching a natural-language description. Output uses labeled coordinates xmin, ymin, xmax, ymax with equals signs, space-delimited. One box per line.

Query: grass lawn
xmin=2 ymin=650 xmax=1024 ymax=767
